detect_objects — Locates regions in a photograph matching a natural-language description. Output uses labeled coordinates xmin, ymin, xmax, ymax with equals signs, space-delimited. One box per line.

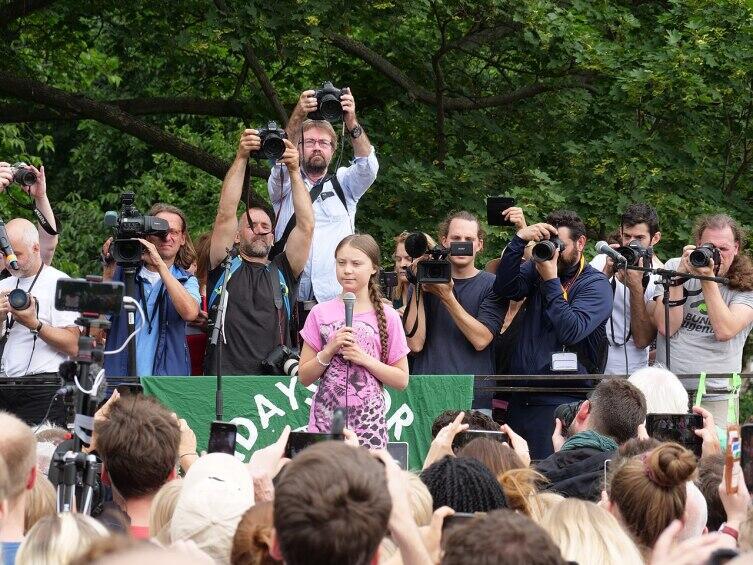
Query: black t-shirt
xmin=205 ymin=254 xmax=299 ymax=375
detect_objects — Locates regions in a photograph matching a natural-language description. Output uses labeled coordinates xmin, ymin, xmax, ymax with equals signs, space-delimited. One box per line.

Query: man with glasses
xmin=102 ymin=203 xmax=201 ymax=376
xmin=268 ymin=88 xmax=378 ymax=311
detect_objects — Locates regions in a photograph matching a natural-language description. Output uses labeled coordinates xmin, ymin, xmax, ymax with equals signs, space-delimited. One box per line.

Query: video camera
xmin=404 ymin=232 xmax=473 ymax=284
xmin=615 ymin=240 xmax=653 ymax=267
xmin=308 ymin=81 xmax=349 ymax=122
xmin=104 ymin=192 xmax=169 ymax=266
xmin=254 ymin=121 xmax=287 ymax=161
xmin=690 ymin=243 xmax=722 ymax=269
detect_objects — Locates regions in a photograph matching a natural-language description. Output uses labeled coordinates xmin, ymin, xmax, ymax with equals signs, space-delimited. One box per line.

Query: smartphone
xmin=442 ymin=512 xmax=486 ymax=533
xmin=207 ymin=421 xmax=237 ymax=455
xmin=379 ymin=271 xmax=398 ymax=294
xmin=454 ymin=430 xmax=510 ymax=451
xmin=386 ymin=442 xmax=409 ymax=469
xmin=486 ymin=196 xmax=516 ymax=227
xmin=727 ymin=425 xmax=741 ymax=494
xmin=645 ymin=414 xmax=703 ymax=458
xmin=55 ymin=278 xmax=125 ymax=316
xmin=284 ymin=431 xmax=344 ymax=459
xmin=741 ymin=425 xmax=753 ymax=492
xmin=114 ymin=384 xmax=143 ymax=396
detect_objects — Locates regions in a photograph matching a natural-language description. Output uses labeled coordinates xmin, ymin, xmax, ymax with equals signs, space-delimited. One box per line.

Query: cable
xmin=622 ymin=263 xmax=629 ymax=376
xmin=103 ymin=296 xmax=145 ymax=355
xmin=33 ymin=393 xmax=61 ymax=433
xmin=74 ymin=368 xmax=105 ymax=397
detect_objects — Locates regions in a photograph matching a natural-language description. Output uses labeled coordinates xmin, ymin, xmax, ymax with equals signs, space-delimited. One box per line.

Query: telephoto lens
xmin=532 ymin=238 xmax=565 ymax=263
xmin=8 ymin=289 xmax=32 ymax=310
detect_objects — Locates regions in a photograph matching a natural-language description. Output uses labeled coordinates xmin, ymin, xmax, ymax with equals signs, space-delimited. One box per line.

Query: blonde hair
xmin=16 ymin=512 xmax=110 ymax=565
xmin=0 ymin=412 xmax=37 ymax=501
xmin=404 ymin=471 xmax=433 ymax=527
xmin=540 ymin=498 xmax=643 ymax=565
xmin=498 ymin=467 xmax=546 ymax=517
xmin=148 ymin=478 xmax=183 ymax=543
xmin=528 ymin=492 xmax=565 ymax=524
xmin=24 ymin=474 xmax=56 ymax=534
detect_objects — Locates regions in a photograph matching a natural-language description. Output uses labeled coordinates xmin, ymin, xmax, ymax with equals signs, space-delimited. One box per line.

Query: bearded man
xmin=204 ymin=130 xmax=313 ymax=375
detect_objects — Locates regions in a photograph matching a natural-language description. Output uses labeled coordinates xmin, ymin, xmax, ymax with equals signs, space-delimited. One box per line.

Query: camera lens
xmin=8 ymin=289 xmax=32 ymax=310
xmin=532 ymin=240 xmax=556 ymax=263
xmin=616 ymin=246 xmax=639 ymax=266
xmin=111 ymin=239 xmax=143 ymax=265
xmin=319 ymin=94 xmax=343 ymax=122
xmin=14 ymin=169 xmax=36 ymax=187
xmin=690 ymin=247 xmax=713 ymax=268
xmin=262 ymin=136 xmax=286 ymax=161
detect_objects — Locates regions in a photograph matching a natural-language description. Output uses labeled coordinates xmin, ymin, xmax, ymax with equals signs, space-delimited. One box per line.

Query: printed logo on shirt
xmin=681 ymin=300 xmax=713 ymax=334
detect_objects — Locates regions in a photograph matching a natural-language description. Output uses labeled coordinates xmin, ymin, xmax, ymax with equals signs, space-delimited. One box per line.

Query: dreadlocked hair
xmin=336 ymin=234 xmax=389 ymax=363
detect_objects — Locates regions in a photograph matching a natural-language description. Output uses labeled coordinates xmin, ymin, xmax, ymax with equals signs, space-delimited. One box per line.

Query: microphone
xmin=0 ymin=219 xmax=19 ymax=271
xmin=595 ymin=241 xmax=627 ymax=265
xmin=343 ymin=292 xmax=356 ymax=327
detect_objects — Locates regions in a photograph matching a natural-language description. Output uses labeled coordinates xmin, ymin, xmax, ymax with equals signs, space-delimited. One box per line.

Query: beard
xmin=240 ymin=238 xmax=272 ymax=258
xmin=558 ymin=250 xmax=580 ymax=271
xmin=304 ymin=154 xmax=328 ymax=176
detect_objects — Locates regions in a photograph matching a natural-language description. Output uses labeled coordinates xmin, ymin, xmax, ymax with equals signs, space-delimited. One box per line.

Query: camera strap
xmin=5 ymin=186 xmax=59 ymax=236
xmin=136 ymin=274 xmax=168 ymax=335
xmin=561 ymin=255 xmax=585 ymax=301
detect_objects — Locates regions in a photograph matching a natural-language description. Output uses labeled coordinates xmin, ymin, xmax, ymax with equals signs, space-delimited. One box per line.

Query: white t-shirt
xmin=590 ymin=254 xmax=657 ymax=374
xmin=0 ymin=265 xmax=80 ymax=377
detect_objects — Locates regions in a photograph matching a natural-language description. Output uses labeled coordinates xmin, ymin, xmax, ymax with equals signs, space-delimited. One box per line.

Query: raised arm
xmin=210 ymin=130 xmax=261 ymax=269
xmin=279 ymin=139 xmax=314 ymax=277
xmin=285 ymin=90 xmax=317 ymax=146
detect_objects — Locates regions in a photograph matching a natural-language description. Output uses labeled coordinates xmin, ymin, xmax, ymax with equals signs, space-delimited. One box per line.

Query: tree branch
xmin=327 ymin=33 xmax=595 ymax=110
xmin=0 ymin=0 xmax=57 ymax=30
xmin=0 ymin=75 xmax=268 ymax=180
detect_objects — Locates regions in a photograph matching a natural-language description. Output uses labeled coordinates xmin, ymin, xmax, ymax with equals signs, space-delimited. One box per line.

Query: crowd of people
xmin=0 ymin=84 xmax=752 ymax=563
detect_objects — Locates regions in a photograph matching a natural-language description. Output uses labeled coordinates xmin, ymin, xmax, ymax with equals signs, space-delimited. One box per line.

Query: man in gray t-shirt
xmin=653 ymin=214 xmax=753 ymax=425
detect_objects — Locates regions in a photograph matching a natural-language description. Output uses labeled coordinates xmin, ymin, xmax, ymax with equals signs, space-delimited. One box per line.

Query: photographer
xmin=205 ymin=130 xmax=313 ymax=375
xmin=268 ymin=86 xmax=378 ymax=308
xmin=0 ymin=162 xmax=59 ymax=275
xmin=0 ymin=219 xmax=79 ymax=425
xmin=403 ymin=211 xmax=507 ymax=412
xmin=653 ymin=213 xmax=753 ymax=426
xmin=103 ymin=203 xmax=200 ymax=377
xmin=493 ymin=210 xmax=612 ymax=459
xmin=590 ymin=203 xmax=662 ymax=374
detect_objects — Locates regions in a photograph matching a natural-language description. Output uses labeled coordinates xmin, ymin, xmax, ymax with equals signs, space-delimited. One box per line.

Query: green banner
xmin=141 ymin=374 xmax=474 ymax=470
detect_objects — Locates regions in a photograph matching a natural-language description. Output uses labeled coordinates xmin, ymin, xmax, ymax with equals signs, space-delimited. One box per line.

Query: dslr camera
xmin=532 ymin=238 xmax=565 ymax=263
xmin=262 ymin=345 xmax=300 ymax=377
xmin=308 ymin=81 xmax=349 ymax=122
xmin=254 ymin=121 xmax=287 ymax=161
xmin=7 ymin=289 xmax=33 ymax=310
xmin=690 ymin=243 xmax=722 ymax=269
xmin=104 ymin=192 xmax=169 ymax=266
xmin=8 ymin=162 xmax=36 ymax=187
xmin=615 ymin=240 xmax=653 ymax=267
xmin=404 ymin=232 xmax=473 ymax=284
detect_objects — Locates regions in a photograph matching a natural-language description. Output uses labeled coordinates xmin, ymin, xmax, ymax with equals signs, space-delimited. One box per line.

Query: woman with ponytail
xmin=298 ymin=234 xmax=409 ymax=448
xmin=605 ymin=442 xmax=697 ymax=556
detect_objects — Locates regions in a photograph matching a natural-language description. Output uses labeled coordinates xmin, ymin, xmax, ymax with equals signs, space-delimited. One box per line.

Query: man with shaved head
xmin=204 ymin=129 xmax=313 ymax=375
xmin=0 ymin=411 xmax=38 ymax=563
xmin=0 ymin=219 xmax=79 ymax=424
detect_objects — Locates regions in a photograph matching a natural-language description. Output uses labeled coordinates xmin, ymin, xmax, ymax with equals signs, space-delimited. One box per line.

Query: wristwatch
xmin=348 ymin=124 xmax=363 ymax=139
xmin=31 ymin=320 xmax=43 ymax=336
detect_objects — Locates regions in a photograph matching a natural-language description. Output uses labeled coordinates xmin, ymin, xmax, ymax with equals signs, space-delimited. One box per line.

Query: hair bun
xmin=646 ymin=443 xmax=696 ymax=488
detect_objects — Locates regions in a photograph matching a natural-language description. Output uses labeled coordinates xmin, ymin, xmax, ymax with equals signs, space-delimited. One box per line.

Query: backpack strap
xmin=207 ymin=256 xmax=242 ymax=309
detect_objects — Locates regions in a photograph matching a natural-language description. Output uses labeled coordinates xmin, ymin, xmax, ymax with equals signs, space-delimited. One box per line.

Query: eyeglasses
xmin=303 ymin=138 xmax=333 ymax=149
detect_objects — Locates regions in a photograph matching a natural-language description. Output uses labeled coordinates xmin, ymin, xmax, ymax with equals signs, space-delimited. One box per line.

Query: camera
xmin=379 ymin=270 xmax=398 ymax=295
xmin=615 ymin=240 xmax=652 ymax=267
xmin=104 ymin=193 xmax=169 ymax=265
xmin=308 ymin=82 xmax=349 ymax=122
xmin=255 ymin=121 xmax=287 ymax=161
xmin=553 ymin=400 xmax=584 ymax=431
xmin=532 ymin=237 xmax=565 ymax=263
xmin=262 ymin=345 xmax=300 ymax=377
xmin=690 ymin=243 xmax=722 ymax=269
xmin=403 ymin=232 xmax=473 ymax=284
xmin=8 ymin=288 xmax=32 ymax=310
xmin=9 ymin=162 xmax=36 ymax=186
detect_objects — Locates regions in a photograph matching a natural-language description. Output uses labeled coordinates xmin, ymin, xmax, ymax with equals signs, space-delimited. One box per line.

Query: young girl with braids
xmin=298 ymin=234 xmax=410 ymax=448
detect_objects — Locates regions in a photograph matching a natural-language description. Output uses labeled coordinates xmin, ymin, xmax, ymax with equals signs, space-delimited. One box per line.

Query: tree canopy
xmin=1 ymin=0 xmax=752 ymax=276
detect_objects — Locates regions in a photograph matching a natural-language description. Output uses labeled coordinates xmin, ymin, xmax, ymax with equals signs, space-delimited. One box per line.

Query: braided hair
xmin=336 ymin=234 xmax=389 ymax=363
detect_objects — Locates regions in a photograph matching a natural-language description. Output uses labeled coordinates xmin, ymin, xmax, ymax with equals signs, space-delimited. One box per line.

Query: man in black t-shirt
xmin=204 ymin=130 xmax=314 ymax=375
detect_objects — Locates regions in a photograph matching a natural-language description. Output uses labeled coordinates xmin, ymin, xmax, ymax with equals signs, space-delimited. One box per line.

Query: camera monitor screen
xmin=55 ymin=279 xmax=125 ymax=316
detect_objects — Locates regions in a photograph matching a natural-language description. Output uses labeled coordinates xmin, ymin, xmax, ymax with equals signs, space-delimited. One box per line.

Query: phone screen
xmin=386 ymin=442 xmax=409 ymax=469
xmin=284 ymin=431 xmax=344 ymax=459
xmin=645 ymin=414 xmax=703 ymax=458
xmin=208 ymin=421 xmax=237 ymax=455
xmin=442 ymin=512 xmax=486 ymax=533
xmin=454 ymin=430 xmax=510 ymax=452
xmin=741 ymin=425 xmax=753 ymax=492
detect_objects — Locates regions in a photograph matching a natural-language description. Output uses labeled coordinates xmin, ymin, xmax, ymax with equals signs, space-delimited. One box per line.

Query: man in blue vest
xmin=103 ymin=204 xmax=200 ymax=376
xmin=204 ymin=130 xmax=314 ymax=375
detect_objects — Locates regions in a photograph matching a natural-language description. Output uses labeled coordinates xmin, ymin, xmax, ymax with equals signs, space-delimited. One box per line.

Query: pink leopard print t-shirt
xmin=300 ymin=297 xmax=410 ymax=448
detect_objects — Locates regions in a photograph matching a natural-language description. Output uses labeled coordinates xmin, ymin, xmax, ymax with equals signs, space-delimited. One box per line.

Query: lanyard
xmin=7 ymin=263 xmax=44 ymax=332
xmin=561 ymin=255 xmax=585 ymax=302
xmin=138 ymin=274 xmax=167 ymax=335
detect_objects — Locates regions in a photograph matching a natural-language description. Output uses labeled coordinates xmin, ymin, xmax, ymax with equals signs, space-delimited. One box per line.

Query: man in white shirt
xmin=268 ymin=87 xmax=378 ymax=306
xmin=0 ymin=219 xmax=79 ymax=424
xmin=590 ymin=203 xmax=663 ymax=375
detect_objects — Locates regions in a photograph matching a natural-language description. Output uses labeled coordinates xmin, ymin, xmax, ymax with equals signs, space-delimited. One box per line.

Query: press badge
xmin=551 ymin=351 xmax=578 ymax=372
